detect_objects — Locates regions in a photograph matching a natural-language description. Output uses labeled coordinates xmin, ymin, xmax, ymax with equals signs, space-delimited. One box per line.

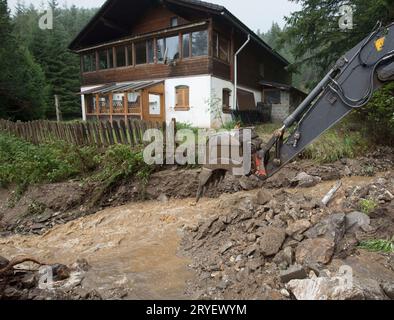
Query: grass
xmin=0 ymin=133 xmax=154 ymax=206
xmin=359 ymin=199 xmax=378 ymax=215
xmin=358 ymin=239 xmax=394 ymax=253
xmin=255 ymin=119 xmax=372 ymax=164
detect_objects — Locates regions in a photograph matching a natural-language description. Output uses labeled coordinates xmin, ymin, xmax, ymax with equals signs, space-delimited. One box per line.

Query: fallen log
xmin=0 ymin=257 xmax=45 ymax=275
xmin=321 ymin=181 xmax=343 ymax=206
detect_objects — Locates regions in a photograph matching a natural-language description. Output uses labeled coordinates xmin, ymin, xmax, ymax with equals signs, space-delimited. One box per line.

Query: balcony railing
xmin=99 ymin=101 xmax=110 ymax=114
xmin=112 ymin=100 xmax=124 ymax=113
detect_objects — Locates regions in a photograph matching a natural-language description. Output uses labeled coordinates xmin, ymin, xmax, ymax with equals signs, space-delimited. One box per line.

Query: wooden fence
xmin=0 ymin=119 xmax=173 ymax=148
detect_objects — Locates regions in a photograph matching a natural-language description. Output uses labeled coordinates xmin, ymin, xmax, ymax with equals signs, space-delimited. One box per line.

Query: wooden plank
xmin=119 ymin=120 xmax=128 ymax=145
xmin=100 ymin=121 xmax=109 ymax=146
xmin=126 ymin=119 xmax=135 ymax=146
xmin=112 ymin=120 xmax=122 ymax=144
xmin=106 ymin=121 xmax=115 ymax=145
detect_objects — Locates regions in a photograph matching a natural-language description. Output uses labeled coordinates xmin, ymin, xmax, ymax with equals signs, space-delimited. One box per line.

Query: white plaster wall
xmin=210 ymin=77 xmax=262 ymax=128
xmin=165 ymin=75 xmax=212 ymax=128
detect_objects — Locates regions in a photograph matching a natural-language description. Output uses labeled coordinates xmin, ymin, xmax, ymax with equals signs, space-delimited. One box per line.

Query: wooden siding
xmin=82 ymin=57 xmax=211 ymax=86
xmin=130 ymin=5 xmax=189 ymax=35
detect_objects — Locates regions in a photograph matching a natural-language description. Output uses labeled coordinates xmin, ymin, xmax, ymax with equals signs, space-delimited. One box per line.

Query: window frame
xmin=175 ymin=85 xmax=190 ymax=111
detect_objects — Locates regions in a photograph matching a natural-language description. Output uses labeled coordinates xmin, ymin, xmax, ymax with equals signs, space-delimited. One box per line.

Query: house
xmin=69 ymin=0 xmax=306 ymax=128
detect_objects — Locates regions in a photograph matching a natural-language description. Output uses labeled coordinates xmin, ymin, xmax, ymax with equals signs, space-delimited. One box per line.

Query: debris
xmin=220 ymin=241 xmax=234 ymax=254
xmin=321 ymin=181 xmax=342 ymax=206
xmin=280 ymin=264 xmax=308 ymax=283
xmin=296 ymin=238 xmax=335 ymax=266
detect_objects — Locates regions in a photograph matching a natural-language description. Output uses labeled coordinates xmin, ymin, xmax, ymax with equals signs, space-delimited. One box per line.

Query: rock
xmin=280 ymin=264 xmax=308 ymax=283
xmin=239 ymin=176 xmax=259 ymax=191
xmin=50 ymin=264 xmax=71 ymax=282
xmin=286 ymin=219 xmax=311 ymax=237
xmin=71 ymin=259 xmax=91 ymax=272
xmin=287 ymin=275 xmax=388 ymax=300
xmin=259 ymin=227 xmax=286 ymax=257
xmin=220 ymin=241 xmax=234 ymax=254
xmin=296 ymin=238 xmax=335 ymax=266
xmin=246 ymin=258 xmax=265 ymax=271
xmin=345 ymin=211 xmax=371 ymax=234
xmin=382 ymin=282 xmax=394 ymax=299
xmin=256 ymin=189 xmax=272 ymax=205
xmin=244 ymin=244 xmax=259 ymax=257
xmin=273 ymin=247 xmax=294 ymax=269
xmin=21 ymin=272 xmax=37 ymax=289
xmin=291 ymin=172 xmax=321 ymax=188
xmin=0 ymin=255 xmax=10 ymax=269
xmin=304 ymin=213 xmax=346 ymax=244
xmin=157 ymin=193 xmax=169 ymax=203
xmin=30 ymin=223 xmax=46 ymax=231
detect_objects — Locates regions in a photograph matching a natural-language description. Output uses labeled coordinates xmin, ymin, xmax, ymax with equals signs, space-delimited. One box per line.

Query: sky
xmin=7 ymin=0 xmax=301 ymax=33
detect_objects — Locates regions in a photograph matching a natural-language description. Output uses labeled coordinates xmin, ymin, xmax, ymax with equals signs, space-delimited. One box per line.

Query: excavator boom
xmin=197 ymin=22 xmax=394 ymax=201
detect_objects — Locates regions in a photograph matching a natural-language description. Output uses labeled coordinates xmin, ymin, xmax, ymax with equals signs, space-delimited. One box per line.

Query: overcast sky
xmin=7 ymin=0 xmax=301 ymax=32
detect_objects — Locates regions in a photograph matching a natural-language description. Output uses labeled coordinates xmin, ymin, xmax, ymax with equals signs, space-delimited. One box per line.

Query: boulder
xmin=304 ymin=213 xmax=346 ymax=244
xmin=286 ymin=219 xmax=311 ymax=237
xmin=255 ymin=189 xmax=272 ymax=206
xmin=259 ymin=227 xmax=286 ymax=257
xmin=50 ymin=264 xmax=71 ymax=282
xmin=280 ymin=264 xmax=308 ymax=283
xmin=296 ymin=238 xmax=335 ymax=266
xmin=345 ymin=211 xmax=371 ymax=233
xmin=273 ymin=247 xmax=294 ymax=269
xmin=287 ymin=276 xmax=388 ymax=300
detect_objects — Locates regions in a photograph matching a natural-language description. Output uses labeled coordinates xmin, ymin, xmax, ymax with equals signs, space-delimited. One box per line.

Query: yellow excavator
xmin=197 ymin=22 xmax=394 ymax=201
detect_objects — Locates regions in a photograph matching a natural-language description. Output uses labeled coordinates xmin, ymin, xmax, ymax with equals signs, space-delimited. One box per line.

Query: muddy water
xmin=0 ymin=175 xmax=381 ymax=299
xmin=0 ymin=198 xmax=221 ymax=299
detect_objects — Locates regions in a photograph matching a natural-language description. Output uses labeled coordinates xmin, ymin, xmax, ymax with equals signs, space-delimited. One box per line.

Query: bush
xmin=0 ymin=133 xmax=98 ymax=188
xmin=301 ymin=125 xmax=370 ymax=163
xmin=356 ymin=82 xmax=394 ymax=145
xmin=358 ymin=239 xmax=394 ymax=253
xmin=359 ymin=199 xmax=378 ymax=215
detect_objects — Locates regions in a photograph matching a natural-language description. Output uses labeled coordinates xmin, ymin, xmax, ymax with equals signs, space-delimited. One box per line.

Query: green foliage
xmin=283 ymin=0 xmax=394 ymax=79
xmin=356 ymin=82 xmax=394 ymax=145
xmin=358 ymin=239 xmax=394 ymax=253
xmin=0 ymin=1 xmax=97 ymax=121
xmin=359 ymin=199 xmax=378 ymax=215
xmin=220 ymin=119 xmax=242 ymax=131
xmin=0 ymin=133 xmax=98 ymax=188
xmin=92 ymin=144 xmax=153 ymax=186
xmin=301 ymin=125 xmax=370 ymax=163
xmin=0 ymin=0 xmax=49 ymax=121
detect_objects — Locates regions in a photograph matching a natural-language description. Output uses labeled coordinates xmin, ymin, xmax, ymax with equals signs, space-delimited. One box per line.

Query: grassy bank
xmin=0 ymin=133 xmax=152 ymax=197
xmin=255 ymin=119 xmax=372 ymax=163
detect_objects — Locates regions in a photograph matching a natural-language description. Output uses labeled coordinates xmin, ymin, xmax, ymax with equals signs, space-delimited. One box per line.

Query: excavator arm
xmin=197 ymin=22 xmax=394 ymax=201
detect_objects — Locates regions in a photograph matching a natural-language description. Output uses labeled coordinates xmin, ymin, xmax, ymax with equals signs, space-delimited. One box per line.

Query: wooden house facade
xmin=69 ymin=0 xmax=305 ymax=127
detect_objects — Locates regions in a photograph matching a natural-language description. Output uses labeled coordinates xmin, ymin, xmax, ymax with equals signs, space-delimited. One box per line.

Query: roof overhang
xmin=80 ymin=80 xmax=164 ymax=95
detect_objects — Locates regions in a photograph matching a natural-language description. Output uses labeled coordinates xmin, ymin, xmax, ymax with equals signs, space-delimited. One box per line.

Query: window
xmin=222 ymin=88 xmax=232 ymax=113
xmin=98 ymin=49 xmax=108 ymax=70
xmin=135 ymin=41 xmax=147 ymax=65
xmin=219 ymin=37 xmax=230 ymax=62
xmin=126 ymin=45 xmax=133 ymax=66
xmin=175 ymin=85 xmax=190 ymax=110
xmin=147 ymin=39 xmax=155 ymax=63
xmin=213 ymin=32 xmax=230 ymax=62
xmin=157 ymin=36 xmax=180 ymax=63
xmin=191 ymin=30 xmax=208 ymax=57
xmin=182 ymin=33 xmax=190 ymax=58
xmin=82 ymin=53 xmax=96 ymax=72
xmin=170 ymin=17 xmax=178 ymax=27
xmin=116 ymin=46 xmax=126 ymax=67
xmin=112 ymin=93 xmax=124 ymax=113
xmin=264 ymin=89 xmax=281 ymax=104
xmin=127 ymin=92 xmax=141 ymax=112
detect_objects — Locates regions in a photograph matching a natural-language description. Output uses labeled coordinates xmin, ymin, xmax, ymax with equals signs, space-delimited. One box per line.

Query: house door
xmin=142 ymin=83 xmax=166 ymax=123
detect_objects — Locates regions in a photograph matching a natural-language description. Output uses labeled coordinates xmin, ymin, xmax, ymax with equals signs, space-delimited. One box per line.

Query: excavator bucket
xmin=196 ymin=128 xmax=262 ymax=202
